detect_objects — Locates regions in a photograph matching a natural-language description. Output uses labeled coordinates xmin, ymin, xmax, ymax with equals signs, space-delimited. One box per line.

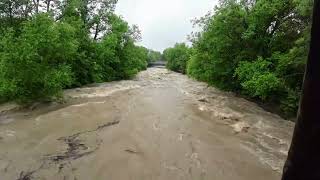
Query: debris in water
xmin=198 ymin=97 xmax=209 ymax=103
xmin=220 ymin=116 xmax=240 ymax=122
xmin=17 ymin=171 xmax=35 ymax=180
xmin=49 ymin=136 xmax=93 ymax=163
xmin=47 ymin=120 xmax=120 ymax=163
xmin=124 ymin=149 xmax=140 ymax=154
xmin=97 ymin=120 xmax=120 ymax=130
xmin=231 ymin=122 xmax=250 ymax=134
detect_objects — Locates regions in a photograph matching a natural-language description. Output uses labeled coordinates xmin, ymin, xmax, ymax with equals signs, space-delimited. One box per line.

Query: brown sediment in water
xmin=0 ymin=68 xmax=293 ymax=180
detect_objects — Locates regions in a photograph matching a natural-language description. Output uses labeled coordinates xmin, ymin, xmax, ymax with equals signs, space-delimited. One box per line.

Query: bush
xmin=0 ymin=14 xmax=76 ymax=103
xmin=95 ymin=15 xmax=148 ymax=81
xmin=187 ymin=52 xmax=213 ymax=83
xmin=163 ymin=43 xmax=190 ymax=74
xmin=280 ymin=89 xmax=301 ymax=117
xmin=235 ymin=58 xmax=282 ymax=100
xmin=187 ymin=2 xmax=247 ymax=90
xmin=0 ymin=1 xmax=150 ymax=104
xmin=185 ymin=0 xmax=312 ymax=117
xmin=147 ymin=50 xmax=162 ymax=63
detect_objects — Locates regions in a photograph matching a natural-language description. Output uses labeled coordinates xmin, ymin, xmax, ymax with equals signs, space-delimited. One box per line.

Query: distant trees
xmin=163 ymin=43 xmax=190 ymax=74
xmin=166 ymin=0 xmax=313 ymax=117
xmin=0 ymin=0 xmax=150 ymax=103
xmin=147 ymin=50 xmax=162 ymax=63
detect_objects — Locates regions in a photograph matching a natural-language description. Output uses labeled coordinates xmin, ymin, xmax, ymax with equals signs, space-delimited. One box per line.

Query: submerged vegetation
xmin=0 ymin=0 xmax=152 ymax=103
xmin=164 ymin=0 xmax=313 ymax=117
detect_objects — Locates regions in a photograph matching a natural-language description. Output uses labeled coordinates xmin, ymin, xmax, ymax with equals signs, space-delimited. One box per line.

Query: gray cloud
xmin=116 ymin=0 xmax=218 ymax=52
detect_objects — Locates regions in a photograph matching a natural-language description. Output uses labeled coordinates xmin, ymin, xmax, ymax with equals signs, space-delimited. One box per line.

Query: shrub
xmin=235 ymin=58 xmax=282 ymax=100
xmin=163 ymin=43 xmax=190 ymax=74
xmin=0 ymin=14 xmax=77 ymax=103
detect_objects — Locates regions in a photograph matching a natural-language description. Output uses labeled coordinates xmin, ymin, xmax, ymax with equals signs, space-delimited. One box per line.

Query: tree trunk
xmin=33 ymin=0 xmax=39 ymax=14
xmin=8 ymin=1 xmax=13 ymax=25
xmin=282 ymin=1 xmax=320 ymax=180
xmin=46 ymin=0 xmax=51 ymax=12
xmin=94 ymin=23 xmax=100 ymax=41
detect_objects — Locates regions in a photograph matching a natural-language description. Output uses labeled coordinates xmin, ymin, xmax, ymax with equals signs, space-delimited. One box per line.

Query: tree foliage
xmin=147 ymin=50 xmax=162 ymax=63
xmin=163 ymin=43 xmax=190 ymax=74
xmin=171 ymin=0 xmax=313 ymax=117
xmin=0 ymin=14 xmax=76 ymax=102
xmin=0 ymin=0 xmax=151 ymax=103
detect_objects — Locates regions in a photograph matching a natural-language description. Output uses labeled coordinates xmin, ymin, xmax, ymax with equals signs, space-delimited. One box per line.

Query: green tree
xmin=163 ymin=43 xmax=190 ymax=74
xmin=188 ymin=1 xmax=247 ymax=89
xmin=0 ymin=0 xmax=149 ymax=103
xmin=187 ymin=0 xmax=313 ymax=117
xmin=147 ymin=50 xmax=162 ymax=63
xmin=235 ymin=57 xmax=282 ymax=100
xmin=0 ymin=14 xmax=77 ymax=102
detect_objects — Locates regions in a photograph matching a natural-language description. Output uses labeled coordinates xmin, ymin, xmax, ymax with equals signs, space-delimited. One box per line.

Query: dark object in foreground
xmin=282 ymin=1 xmax=320 ymax=180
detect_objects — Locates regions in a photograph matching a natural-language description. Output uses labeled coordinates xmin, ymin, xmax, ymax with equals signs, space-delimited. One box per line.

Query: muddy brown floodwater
xmin=0 ymin=67 xmax=294 ymax=180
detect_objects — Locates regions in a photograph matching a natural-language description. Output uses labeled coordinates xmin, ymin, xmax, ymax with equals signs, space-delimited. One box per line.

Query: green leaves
xmin=0 ymin=14 xmax=77 ymax=102
xmin=185 ymin=0 xmax=312 ymax=117
xmin=235 ymin=58 xmax=281 ymax=100
xmin=164 ymin=43 xmax=190 ymax=74
xmin=0 ymin=7 xmax=149 ymax=103
xmin=242 ymin=73 xmax=280 ymax=100
xmin=147 ymin=50 xmax=162 ymax=63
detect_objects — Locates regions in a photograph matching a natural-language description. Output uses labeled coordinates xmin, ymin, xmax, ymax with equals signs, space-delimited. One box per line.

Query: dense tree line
xmin=163 ymin=43 xmax=190 ymax=74
xmin=164 ymin=0 xmax=313 ymax=117
xmin=0 ymin=0 xmax=151 ymax=103
xmin=147 ymin=49 xmax=162 ymax=63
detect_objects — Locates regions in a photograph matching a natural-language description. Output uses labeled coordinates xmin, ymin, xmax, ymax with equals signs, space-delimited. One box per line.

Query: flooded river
xmin=0 ymin=68 xmax=294 ymax=180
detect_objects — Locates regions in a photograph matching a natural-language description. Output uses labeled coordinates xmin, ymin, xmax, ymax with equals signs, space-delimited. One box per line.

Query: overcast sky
xmin=115 ymin=0 xmax=218 ymax=52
